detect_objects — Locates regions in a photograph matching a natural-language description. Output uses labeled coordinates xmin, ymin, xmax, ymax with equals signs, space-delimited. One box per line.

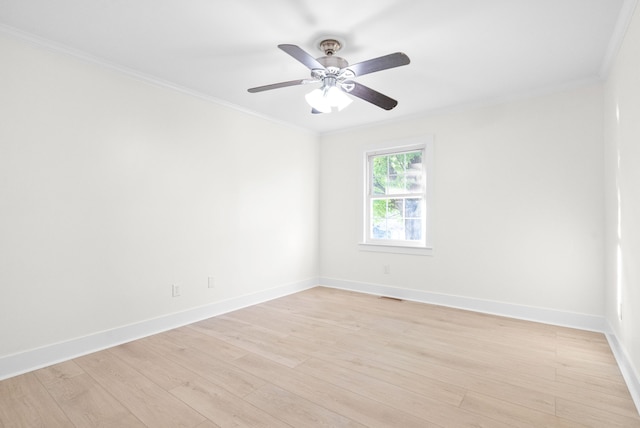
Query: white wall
xmin=604 ymin=2 xmax=640 ymax=395
xmin=0 ymin=34 xmax=319 ymax=358
xmin=320 ymin=84 xmax=604 ymax=318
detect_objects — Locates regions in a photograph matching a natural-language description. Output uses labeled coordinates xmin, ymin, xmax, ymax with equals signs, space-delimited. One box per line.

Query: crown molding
xmin=599 ymin=0 xmax=639 ymax=78
xmin=0 ymin=24 xmax=318 ymax=138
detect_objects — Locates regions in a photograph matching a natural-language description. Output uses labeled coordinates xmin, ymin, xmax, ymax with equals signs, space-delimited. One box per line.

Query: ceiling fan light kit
xmin=305 ymin=84 xmax=353 ymax=113
xmin=248 ymin=39 xmax=410 ymax=114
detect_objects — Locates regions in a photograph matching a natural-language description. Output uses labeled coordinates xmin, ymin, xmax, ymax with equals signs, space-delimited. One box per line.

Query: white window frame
xmin=359 ymin=137 xmax=433 ymax=256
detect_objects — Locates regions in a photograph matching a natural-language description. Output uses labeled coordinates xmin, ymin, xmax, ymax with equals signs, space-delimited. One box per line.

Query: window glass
xmin=366 ymin=147 xmax=427 ymax=246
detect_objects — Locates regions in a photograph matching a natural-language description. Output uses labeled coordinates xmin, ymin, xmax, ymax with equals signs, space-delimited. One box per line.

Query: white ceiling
xmin=0 ymin=0 xmax=635 ymax=134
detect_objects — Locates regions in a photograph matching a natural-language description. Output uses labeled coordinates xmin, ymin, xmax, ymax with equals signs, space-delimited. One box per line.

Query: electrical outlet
xmin=208 ymin=276 xmax=216 ymax=289
xmin=172 ymin=284 xmax=181 ymax=297
xmin=384 ymin=265 xmax=391 ymax=274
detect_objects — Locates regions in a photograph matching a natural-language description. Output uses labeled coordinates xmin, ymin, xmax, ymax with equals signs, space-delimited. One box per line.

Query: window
xmin=362 ymin=140 xmax=432 ymax=253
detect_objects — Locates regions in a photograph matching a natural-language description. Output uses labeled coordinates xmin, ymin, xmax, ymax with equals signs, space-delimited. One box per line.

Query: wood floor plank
xmin=556 ymin=397 xmax=640 ymax=428
xmin=75 ymin=351 xmax=207 ymax=427
xmin=309 ymin=344 xmax=467 ymax=407
xmin=314 ymin=340 xmax=556 ymax=416
xmin=224 ymin=304 xmax=350 ymax=347
xmin=107 ymin=340 xmax=207 ymax=391
xmin=169 ymin=377 xmax=290 ymax=428
xmin=0 ymin=373 xmax=72 ymax=427
xmin=555 ymin=353 xmax=624 ymax=380
xmin=195 ymin=420 xmax=221 ymax=428
xmin=387 ymin=330 xmax=558 ymax=381
xmin=39 ymin=371 xmax=146 ymax=427
xmin=296 ymin=356 xmax=513 ymax=428
xmin=551 ymin=377 xmax=640 ymax=419
xmin=32 ymin=360 xmax=85 ymax=386
xmin=188 ymin=317 xmax=310 ymax=368
xmin=260 ymin=295 xmax=365 ymax=331
xmin=556 ymin=365 xmax=633 ymax=398
xmin=141 ymin=333 xmax=267 ymax=397
xmin=245 ymin=383 xmax=366 ymax=427
xmin=230 ymin=352 xmax=439 ymax=428
xmin=459 ymin=391 xmax=582 ymax=428
xmin=163 ymin=326 xmax=249 ymax=360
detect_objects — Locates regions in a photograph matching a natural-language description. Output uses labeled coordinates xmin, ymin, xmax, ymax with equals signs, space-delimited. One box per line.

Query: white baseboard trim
xmin=320 ymin=277 xmax=608 ymax=332
xmin=606 ymin=329 xmax=640 ymax=415
xmin=0 ymin=278 xmax=318 ymax=381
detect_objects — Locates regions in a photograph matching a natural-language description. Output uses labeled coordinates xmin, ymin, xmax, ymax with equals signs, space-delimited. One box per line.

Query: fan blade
xmin=347 ymin=82 xmax=398 ymax=110
xmin=347 ymin=52 xmax=410 ymax=77
xmin=248 ymin=79 xmax=312 ymax=93
xmin=278 ymin=44 xmax=326 ymax=70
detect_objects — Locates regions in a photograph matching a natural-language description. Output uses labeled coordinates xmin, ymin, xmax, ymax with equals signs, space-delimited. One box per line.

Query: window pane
xmin=405 ymin=198 xmax=421 ymax=217
xmin=405 ymin=219 xmax=422 ymax=240
xmin=388 ymin=199 xmax=404 ymax=218
xmin=406 ymin=171 xmax=422 ymax=192
xmin=387 ymin=173 xmax=405 ymax=195
xmin=408 ymin=151 xmax=422 ymax=165
xmin=388 ymin=154 xmax=405 ymax=194
xmin=372 ymin=219 xmax=388 ymax=239
xmin=387 ymin=219 xmax=404 ymax=239
xmin=406 ymin=151 xmax=423 ymax=192
xmin=371 ymin=151 xmax=423 ymax=196
xmin=388 ymin=154 xmax=404 ymax=174
xmin=372 ymin=199 xmax=387 ymax=221
xmin=372 ymin=156 xmax=388 ymax=195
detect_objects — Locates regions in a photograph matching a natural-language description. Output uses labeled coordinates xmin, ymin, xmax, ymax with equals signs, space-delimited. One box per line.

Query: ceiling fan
xmin=247 ymin=39 xmax=410 ymax=114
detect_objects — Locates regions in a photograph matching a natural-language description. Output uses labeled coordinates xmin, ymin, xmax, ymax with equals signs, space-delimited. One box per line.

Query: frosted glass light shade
xmin=305 ymin=88 xmax=331 ymax=113
xmin=305 ymin=86 xmax=352 ymax=113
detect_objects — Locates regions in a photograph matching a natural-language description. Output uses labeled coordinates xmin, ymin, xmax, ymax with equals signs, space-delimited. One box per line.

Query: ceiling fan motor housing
xmin=318 ymin=56 xmax=349 ymax=70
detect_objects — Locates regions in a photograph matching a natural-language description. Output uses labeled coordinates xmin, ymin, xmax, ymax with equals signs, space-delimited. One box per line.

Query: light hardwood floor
xmin=1 ymin=287 xmax=639 ymax=427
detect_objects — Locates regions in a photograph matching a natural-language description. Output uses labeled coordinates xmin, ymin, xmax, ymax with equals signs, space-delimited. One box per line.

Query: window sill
xmin=358 ymin=243 xmax=433 ymax=256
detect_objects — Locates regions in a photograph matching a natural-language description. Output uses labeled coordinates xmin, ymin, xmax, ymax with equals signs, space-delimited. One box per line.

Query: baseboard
xmin=606 ymin=329 xmax=640 ymax=415
xmin=320 ymin=277 xmax=608 ymax=332
xmin=0 ymin=278 xmax=318 ymax=381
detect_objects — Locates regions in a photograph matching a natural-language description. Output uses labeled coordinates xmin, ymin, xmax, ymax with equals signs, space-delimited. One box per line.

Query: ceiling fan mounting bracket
xmin=318 ymin=39 xmax=342 ymax=56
